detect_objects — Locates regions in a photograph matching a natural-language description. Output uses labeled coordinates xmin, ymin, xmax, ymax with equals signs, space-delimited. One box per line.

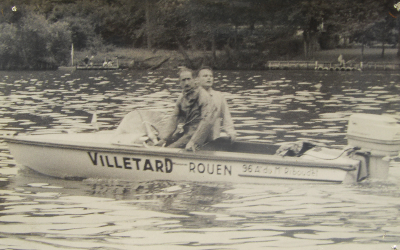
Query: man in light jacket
xmin=197 ymin=67 xmax=236 ymax=142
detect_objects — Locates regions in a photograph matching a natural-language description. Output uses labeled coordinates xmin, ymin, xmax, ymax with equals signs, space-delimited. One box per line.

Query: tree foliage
xmin=0 ymin=0 xmax=398 ymax=69
xmin=0 ymin=6 xmax=71 ymax=69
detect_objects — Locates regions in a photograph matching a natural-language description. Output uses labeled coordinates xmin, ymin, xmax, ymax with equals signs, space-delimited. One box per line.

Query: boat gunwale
xmin=3 ymin=136 xmax=359 ymax=172
xmin=347 ymin=134 xmax=400 ymax=145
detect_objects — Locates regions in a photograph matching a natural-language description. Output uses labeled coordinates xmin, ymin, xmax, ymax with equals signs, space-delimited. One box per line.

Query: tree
xmin=0 ymin=23 xmax=18 ymax=69
xmin=48 ymin=21 xmax=72 ymax=65
xmin=0 ymin=6 xmax=72 ymax=69
xmin=149 ymin=0 xmax=189 ymax=49
xmin=18 ymin=12 xmax=52 ymax=67
xmin=187 ymin=0 xmax=230 ymax=59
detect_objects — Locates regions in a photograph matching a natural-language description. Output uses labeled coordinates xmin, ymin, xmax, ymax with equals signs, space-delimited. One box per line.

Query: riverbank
xmin=73 ymin=48 xmax=214 ymax=70
xmin=301 ymin=48 xmax=400 ymax=63
xmin=72 ymin=47 xmax=400 ymax=71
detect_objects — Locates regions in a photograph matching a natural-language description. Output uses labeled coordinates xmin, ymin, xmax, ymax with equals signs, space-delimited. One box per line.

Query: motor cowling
xmin=347 ymin=113 xmax=400 ymax=179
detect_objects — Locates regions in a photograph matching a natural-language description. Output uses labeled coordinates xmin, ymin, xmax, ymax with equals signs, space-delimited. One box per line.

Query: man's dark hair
xmin=178 ymin=66 xmax=193 ymax=77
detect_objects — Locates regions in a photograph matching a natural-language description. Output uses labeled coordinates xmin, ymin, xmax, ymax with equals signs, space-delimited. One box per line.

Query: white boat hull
xmin=4 ymin=133 xmax=363 ymax=184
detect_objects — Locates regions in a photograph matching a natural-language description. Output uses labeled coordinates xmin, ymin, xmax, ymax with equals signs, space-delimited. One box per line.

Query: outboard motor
xmin=347 ymin=114 xmax=400 ymax=179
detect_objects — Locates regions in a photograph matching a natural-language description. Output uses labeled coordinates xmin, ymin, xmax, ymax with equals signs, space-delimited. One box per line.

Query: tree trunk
xmin=309 ymin=38 xmax=314 ymax=58
xmin=397 ymin=31 xmax=400 ymax=57
xmin=234 ymin=24 xmax=238 ymax=50
xmin=304 ymin=40 xmax=308 ymax=59
xmin=145 ymin=0 xmax=152 ymax=49
xmin=176 ymin=38 xmax=194 ymax=69
xmin=309 ymin=33 xmax=319 ymax=58
xmin=303 ymin=31 xmax=308 ymax=59
xmin=303 ymin=31 xmax=311 ymax=59
xmin=361 ymin=42 xmax=364 ymax=62
xmin=189 ymin=19 xmax=196 ymax=50
xmin=211 ymin=31 xmax=216 ymax=63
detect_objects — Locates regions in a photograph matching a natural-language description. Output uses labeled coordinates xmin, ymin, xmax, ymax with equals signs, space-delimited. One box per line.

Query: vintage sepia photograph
xmin=0 ymin=0 xmax=400 ymax=249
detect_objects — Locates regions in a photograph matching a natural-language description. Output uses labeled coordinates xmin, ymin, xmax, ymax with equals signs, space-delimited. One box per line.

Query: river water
xmin=0 ymin=69 xmax=400 ymax=249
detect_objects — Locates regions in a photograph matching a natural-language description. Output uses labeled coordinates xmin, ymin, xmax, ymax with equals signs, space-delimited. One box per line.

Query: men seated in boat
xmin=197 ymin=66 xmax=236 ymax=142
xmin=156 ymin=67 xmax=217 ymax=151
xmin=102 ymin=59 xmax=114 ymax=68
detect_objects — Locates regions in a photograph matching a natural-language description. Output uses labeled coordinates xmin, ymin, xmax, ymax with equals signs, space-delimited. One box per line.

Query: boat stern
xmin=347 ymin=113 xmax=400 ymax=179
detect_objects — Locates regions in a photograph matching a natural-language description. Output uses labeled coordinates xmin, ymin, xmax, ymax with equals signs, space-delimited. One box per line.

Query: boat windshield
xmin=112 ymin=109 xmax=170 ymax=145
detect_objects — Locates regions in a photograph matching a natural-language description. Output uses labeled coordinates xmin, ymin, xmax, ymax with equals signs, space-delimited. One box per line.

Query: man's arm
xmin=157 ymin=98 xmax=181 ymax=144
xmin=221 ymin=96 xmax=236 ymax=141
xmin=186 ymin=90 xmax=217 ymax=150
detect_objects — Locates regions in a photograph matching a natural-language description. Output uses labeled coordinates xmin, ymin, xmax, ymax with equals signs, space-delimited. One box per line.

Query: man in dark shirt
xmin=157 ymin=68 xmax=216 ymax=151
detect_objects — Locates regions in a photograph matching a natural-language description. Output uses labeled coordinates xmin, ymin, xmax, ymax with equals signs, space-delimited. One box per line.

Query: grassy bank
xmin=73 ymin=47 xmax=400 ymax=70
xmin=73 ymin=48 xmax=215 ymax=70
xmin=296 ymin=48 xmax=400 ymax=63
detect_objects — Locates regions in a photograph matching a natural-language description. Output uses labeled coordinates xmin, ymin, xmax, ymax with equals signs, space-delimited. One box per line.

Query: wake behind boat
xmin=3 ymin=111 xmax=400 ymax=184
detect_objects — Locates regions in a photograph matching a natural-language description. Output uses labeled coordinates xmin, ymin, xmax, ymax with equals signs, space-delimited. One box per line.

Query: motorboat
xmin=3 ymin=111 xmax=400 ymax=184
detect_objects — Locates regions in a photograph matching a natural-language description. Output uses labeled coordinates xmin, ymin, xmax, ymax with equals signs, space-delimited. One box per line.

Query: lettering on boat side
xmin=284 ymin=167 xmax=318 ymax=177
xmin=87 ymin=152 xmax=173 ymax=173
xmin=189 ymin=162 xmax=232 ymax=176
xmin=242 ymin=164 xmax=318 ymax=177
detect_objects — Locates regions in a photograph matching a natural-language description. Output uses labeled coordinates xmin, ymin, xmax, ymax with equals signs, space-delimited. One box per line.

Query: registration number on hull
xmin=241 ymin=164 xmax=319 ymax=178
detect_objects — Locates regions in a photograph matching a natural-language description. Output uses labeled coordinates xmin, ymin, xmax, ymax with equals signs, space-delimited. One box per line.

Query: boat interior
xmin=201 ymin=137 xmax=280 ymax=155
xmin=115 ymin=109 xmax=318 ymax=157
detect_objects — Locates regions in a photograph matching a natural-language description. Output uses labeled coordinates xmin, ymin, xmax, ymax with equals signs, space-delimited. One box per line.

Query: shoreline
xmin=73 ymin=47 xmax=400 ymax=71
xmin=4 ymin=47 xmax=400 ymax=71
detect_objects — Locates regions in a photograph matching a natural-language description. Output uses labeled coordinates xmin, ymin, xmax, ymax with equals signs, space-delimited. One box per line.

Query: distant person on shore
xmin=83 ymin=55 xmax=89 ymax=66
xmin=197 ymin=66 xmax=236 ymax=142
xmin=156 ymin=67 xmax=217 ymax=151
xmin=338 ymin=54 xmax=345 ymax=66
